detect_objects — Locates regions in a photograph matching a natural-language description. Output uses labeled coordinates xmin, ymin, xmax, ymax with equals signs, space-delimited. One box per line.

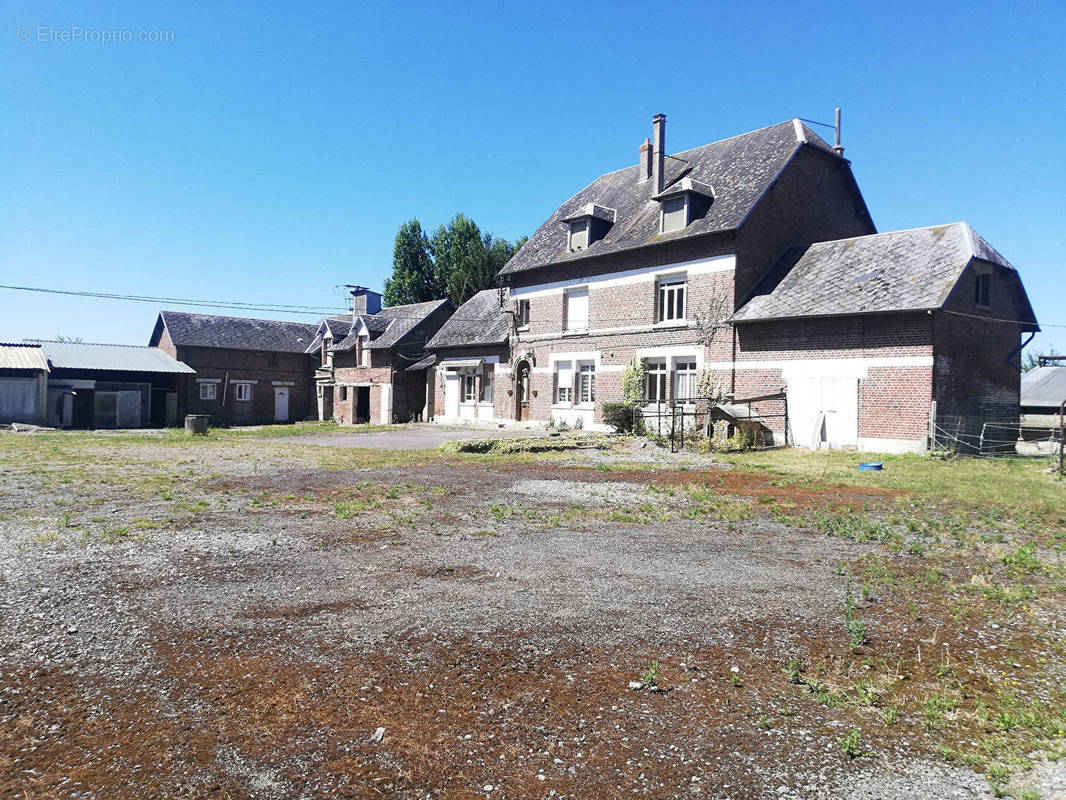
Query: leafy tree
xmin=434 ymin=213 xmax=490 ymax=308
xmin=1022 ymin=346 xmax=1059 ymax=372
xmin=383 ymin=219 xmax=435 ymax=306
xmin=383 ymin=214 xmax=526 ymax=308
xmin=620 ymin=358 xmax=648 ymax=403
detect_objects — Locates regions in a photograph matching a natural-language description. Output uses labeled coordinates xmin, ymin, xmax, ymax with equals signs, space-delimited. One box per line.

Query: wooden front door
xmin=516 ymin=362 xmax=530 ymax=421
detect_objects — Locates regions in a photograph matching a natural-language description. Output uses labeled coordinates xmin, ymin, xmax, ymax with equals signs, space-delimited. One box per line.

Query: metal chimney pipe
xmin=652 ymin=114 xmax=666 ymax=194
xmin=833 ymin=107 xmax=844 ymax=156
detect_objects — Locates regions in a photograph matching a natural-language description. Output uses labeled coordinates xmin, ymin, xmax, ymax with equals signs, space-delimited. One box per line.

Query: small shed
xmin=0 ymin=344 xmax=49 ymax=425
xmin=32 ymin=340 xmax=194 ymax=428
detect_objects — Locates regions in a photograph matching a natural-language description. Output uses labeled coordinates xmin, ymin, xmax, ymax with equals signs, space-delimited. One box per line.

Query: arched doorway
xmin=515 ymin=360 xmax=531 ymax=421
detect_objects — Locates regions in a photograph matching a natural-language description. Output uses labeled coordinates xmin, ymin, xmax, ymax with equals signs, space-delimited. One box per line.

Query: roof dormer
xmin=654 ymin=178 xmax=715 ymax=233
xmin=562 ymin=203 xmax=616 ymax=252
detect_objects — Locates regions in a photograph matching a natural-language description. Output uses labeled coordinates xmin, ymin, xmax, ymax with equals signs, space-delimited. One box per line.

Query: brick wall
xmin=734 ymin=145 xmax=874 ymax=307
xmin=165 ymin=337 xmax=314 ymax=426
xmin=932 ymin=261 xmax=1026 ymax=422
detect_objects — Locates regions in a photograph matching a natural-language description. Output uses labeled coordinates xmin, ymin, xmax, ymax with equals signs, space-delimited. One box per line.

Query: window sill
xmin=516 ymin=325 xmax=530 ymax=332
xmin=562 ymin=329 xmax=589 ymax=337
xmin=654 ymin=319 xmax=688 ymax=329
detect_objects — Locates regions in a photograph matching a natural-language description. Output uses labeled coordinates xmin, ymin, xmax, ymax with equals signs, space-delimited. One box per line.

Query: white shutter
xmin=566 ymin=289 xmax=589 ymax=331
xmin=556 ymin=361 xmax=573 ymax=403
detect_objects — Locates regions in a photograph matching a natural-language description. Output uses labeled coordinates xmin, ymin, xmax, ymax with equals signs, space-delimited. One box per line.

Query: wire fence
xmin=633 ymin=393 xmax=788 ymax=453
xmin=931 ymin=413 xmax=1064 ymax=468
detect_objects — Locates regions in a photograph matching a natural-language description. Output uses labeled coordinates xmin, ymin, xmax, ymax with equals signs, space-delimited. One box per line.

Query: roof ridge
xmin=807 ymin=222 xmax=970 ymax=246
xmin=595 ymin=119 xmax=801 ymax=178
xmin=29 ymin=339 xmax=165 ymax=348
xmin=160 ymin=309 xmax=321 ymax=326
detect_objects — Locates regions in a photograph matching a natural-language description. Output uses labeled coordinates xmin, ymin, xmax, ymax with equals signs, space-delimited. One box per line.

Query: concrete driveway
xmin=279 ymin=423 xmax=548 ymax=450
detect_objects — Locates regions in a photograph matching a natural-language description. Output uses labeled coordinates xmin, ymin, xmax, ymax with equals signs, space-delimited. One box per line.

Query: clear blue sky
xmin=2 ymin=0 xmax=1064 ymax=353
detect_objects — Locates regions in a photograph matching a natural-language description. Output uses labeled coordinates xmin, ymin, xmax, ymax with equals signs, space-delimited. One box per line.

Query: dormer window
xmin=358 ymin=334 xmax=370 ymax=367
xmin=563 ymin=204 xmax=615 ymax=253
xmin=661 ymin=196 xmax=688 ymax=233
xmin=568 ymin=219 xmax=589 ymax=252
xmin=655 ymin=178 xmax=714 ymax=234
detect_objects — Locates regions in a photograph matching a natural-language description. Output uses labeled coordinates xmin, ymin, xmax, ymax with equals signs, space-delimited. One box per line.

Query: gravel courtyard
xmin=1 ymin=428 xmax=1063 ymax=799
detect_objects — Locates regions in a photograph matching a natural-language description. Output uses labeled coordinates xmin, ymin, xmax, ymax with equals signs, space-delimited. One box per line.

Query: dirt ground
xmin=1 ymin=429 xmax=1063 ymax=799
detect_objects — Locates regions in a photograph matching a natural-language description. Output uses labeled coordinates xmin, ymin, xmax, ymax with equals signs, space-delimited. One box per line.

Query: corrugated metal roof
xmin=1021 ymin=366 xmax=1066 ymax=409
xmin=0 ymin=343 xmax=49 ymax=371
xmin=36 ymin=341 xmax=195 ymax=373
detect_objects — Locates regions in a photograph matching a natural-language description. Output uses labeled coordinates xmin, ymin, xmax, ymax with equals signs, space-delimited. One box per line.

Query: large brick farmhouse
xmin=142 ymin=114 xmax=1036 ymax=452
xmin=429 ymin=115 xmax=1037 ymax=453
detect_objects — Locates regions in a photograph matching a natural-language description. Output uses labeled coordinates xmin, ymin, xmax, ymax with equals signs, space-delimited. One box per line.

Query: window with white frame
xmin=658 ymin=276 xmax=687 ymax=322
xmin=234 ymin=383 xmax=252 ymax=402
xmin=516 ymin=299 xmax=530 ymax=328
xmin=568 ymin=219 xmax=589 ymax=252
xmin=645 ymin=360 xmax=668 ymax=402
xmin=674 ymin=361 xmax=698 ymax=402
xmin=461 ymin=371 xmax=477 ymax=402
xmin=555 ymin=361 xmax=573 ymax=403
xmin=480 ymin=364 xmax=494 ymax=402
xmin=565 ymin=288 xmax=589 ymax=331
xmin=578 ymin=362 xmax=595 ymax=404
xmin=359 ymin=335 xmax=370 ymax=367
xmin=199 ymin=383 xmax=217 ymax=400
xmin=660 ymin=195 xmax=688 ymax=233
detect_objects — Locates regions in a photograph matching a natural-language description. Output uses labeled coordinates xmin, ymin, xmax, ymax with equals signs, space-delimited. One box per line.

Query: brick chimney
xmin=652 ymin=114 xmax=666 ymax=194
xmin=639 ymin=137 xmax=652 ymax=182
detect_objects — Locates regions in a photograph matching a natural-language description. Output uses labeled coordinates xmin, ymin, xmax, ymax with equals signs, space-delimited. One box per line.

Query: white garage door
xmin=788 ymin=376 xmax=858 ymax=450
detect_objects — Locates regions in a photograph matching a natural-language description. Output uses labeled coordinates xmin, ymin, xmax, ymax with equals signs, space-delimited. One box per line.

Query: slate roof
xmin=304 ymin=315 xmax=355 ymax=355
xmin=34 ymin=340 xmax=194 ymax=373
xmin=0 ymin=343 xmax=49 ymax=371
xmin=427 ymin=289 xmax=511 ymax=349
xmin=1021 ymin=366 xmax=1066 ymax=409
xmin=500 ymin=119 xmax=840 ymax=276
xmin=331 ymin=300 xmax=451 ymax=352
xmin=731 ymin=223 xmax=1038 ymax=327
xmin=157 ymin=311 xmax=319 ymax=354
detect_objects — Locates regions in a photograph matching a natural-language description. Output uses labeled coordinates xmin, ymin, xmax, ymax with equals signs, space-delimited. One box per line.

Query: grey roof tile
xmin=331 ymin=301 xmax=451 ymax=352
xmin=731 ymin=223 xmax=1034 ymax=324
xmin=500 ymin=120 xmax=834 ymax=276
xmin=427 ymin=289 xmax=511 ymax=349
xmin=159 ymin=311 xmax=319 ymax=353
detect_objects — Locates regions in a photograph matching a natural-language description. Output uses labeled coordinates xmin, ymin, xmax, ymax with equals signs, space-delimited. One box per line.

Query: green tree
xmin=383 ymin=219 xmax=435 ymax=306
xmin=434 ymin=213 xmax=490 ymax=307
xmin=383 ymin=213 xmax=525 ymax=308
xmin=1022 ymin=345 xmax=1059 ymax=372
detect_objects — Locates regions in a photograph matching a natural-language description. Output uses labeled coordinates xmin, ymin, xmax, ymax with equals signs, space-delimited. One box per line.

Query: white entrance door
xmin=821 ymin=377 xmax=858 ymax=448
xmin=444 ymin=372 xmax=460 ymax=419
xmin=274 ymin=388 xmax=289 ymax=422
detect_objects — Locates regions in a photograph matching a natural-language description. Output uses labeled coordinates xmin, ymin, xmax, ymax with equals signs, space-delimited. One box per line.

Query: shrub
xmin=603 ymin=402 xmax=645 ymax=434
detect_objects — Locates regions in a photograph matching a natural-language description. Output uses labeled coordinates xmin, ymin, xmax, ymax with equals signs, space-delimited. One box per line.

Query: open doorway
xmin=355 ymin=386 xmax=371 ymax=424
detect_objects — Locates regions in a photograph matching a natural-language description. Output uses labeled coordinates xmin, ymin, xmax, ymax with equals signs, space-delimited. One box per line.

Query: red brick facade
xmin=155 ymin=328 xmax=315 ymax=426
